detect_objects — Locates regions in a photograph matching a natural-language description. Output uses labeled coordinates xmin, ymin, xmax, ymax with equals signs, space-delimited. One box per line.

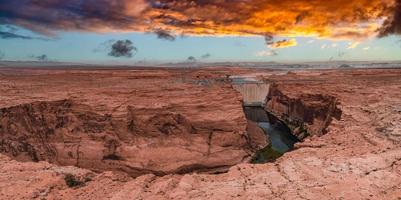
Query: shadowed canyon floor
xmin=0 ymin=67 xmax=401 ymax=199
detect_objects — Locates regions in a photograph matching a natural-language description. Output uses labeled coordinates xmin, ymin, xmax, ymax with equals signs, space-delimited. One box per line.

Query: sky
xmin=0 ymin=0 xmax=401 ymax=64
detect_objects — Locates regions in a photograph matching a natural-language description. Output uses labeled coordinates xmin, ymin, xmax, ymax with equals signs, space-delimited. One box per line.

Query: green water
xmin=245 ymin=107 xmax=299 ymax=164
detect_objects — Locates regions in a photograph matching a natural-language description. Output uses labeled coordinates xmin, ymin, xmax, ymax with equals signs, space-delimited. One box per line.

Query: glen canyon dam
xmin=0 ymin=0 xmax=401 ymax=199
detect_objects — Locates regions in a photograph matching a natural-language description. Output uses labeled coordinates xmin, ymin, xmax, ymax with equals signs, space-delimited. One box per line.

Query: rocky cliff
xmin=265 ymin=83 xmax=342 ymax=140
xmin=0 ymin=99 xmax=267 ymax=177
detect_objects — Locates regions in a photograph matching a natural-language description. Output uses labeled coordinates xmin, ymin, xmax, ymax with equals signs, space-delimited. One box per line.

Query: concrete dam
xmin=231 ymin=76 xmax=270 ymax=107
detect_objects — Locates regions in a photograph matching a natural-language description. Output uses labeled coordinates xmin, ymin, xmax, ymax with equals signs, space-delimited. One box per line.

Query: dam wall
xmin=233 ymin=83 xmax=270 ymax=107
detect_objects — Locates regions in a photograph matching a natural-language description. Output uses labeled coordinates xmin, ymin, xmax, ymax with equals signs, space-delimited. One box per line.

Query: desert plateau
xmin=0 ymin=66 xmax=399 ymax=199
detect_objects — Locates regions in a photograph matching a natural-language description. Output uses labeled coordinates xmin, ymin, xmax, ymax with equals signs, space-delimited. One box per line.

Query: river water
xmin=231 ymin=75 xmax=298 ymax=163
xmin=244 ymin=106 xmax=299 ymax=163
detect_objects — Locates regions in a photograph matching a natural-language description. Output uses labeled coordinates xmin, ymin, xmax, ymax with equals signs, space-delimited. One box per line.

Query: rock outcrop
xmin=265 ymin=83 xmax=342 ymax=140
xmin=246 ymin=120 xmax=268 ymax=150
xmin=0 ymin=99 xmax=266 ymax=176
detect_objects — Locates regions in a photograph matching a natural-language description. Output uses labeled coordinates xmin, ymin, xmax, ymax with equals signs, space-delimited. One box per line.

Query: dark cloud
xmin=201 ymin=53 xmax=211 ymax=59
xmin=29 ymin=54 xmax=49 ymax=61
xmin=187 ymin=56 xmax=197 ymax=62
xmin=154 ymin=29 xmax=176 ymax=41
xmin=93 ymin=40 xmax=116 ymax=53
xmin=265 ymin=35 xmax=297 ymax=49
xmin=295 ymin=11 xmax=309 ymax=24
xmin=267 ymin=39 xmax=297 ymax=48
xmin=37 ymin=54 xmax=48 ymax=61
xmin=0 ymin=31 xmax=37 ymax=40
xmin=0 ymin=0 xmax=148 ymax=36
xmin=378 ymin=0 xmax=401 ymax=37
xmin=108 ymin=40 xmax=137 ymax=58
xmin=264 ymin=34 xmax=274 ymax=45
xmin=2 ymin=25 xmax=18 ymax=32
xmin=0 ymin=25 xmax=50 ymax=40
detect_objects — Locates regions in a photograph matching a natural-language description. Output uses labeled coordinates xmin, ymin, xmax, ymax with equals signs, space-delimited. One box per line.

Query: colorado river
xmin=231 ymin=75 xmax=298 ymax=163
xmin=244 ymin=106 xmax=299 ymax=163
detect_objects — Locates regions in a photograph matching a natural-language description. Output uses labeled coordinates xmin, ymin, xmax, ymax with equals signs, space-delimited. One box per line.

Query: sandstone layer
xmin=0 ymin=68 xmax=267 ymax=177
xmin=1 ymin=67 xmax=401 ymax=199
xmin=265 ymin=83 xmax=342 ymax=140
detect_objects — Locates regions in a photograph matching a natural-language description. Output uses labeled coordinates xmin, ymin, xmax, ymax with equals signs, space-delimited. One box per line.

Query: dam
xmin=231 ymin=75 xmax=270 ymax=107
xmin=231 ymin=75 xmax=299 ymax=163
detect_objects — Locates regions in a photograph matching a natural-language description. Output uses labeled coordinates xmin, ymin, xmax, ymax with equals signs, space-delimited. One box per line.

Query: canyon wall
xmin=243 ymin=107 xmax=270 ymax=122
xmin=0 ymin=99 xmax=267 ymax=176
xmin=265 ymin=84 xmax=342 ymax=140
xmin=1 ymin=68 xmax=401 ymax=199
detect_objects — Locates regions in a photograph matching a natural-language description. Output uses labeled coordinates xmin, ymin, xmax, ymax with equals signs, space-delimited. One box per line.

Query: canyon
xmin=0 ymin=67 xmax=400 ymax=199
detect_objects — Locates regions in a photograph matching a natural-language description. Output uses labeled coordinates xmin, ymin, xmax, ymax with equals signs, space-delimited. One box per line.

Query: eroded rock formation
xmin=0 ymin=99 xmax=267 ymax=176
xmin=246 ymin=120 xmax=268 ymax=150
xmin=265 ymin=83 xmax=342 ymax=140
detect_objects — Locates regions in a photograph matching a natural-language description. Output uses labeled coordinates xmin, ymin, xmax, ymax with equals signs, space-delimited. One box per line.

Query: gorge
xmin=0 ymin=67 xmax=400 ymax=199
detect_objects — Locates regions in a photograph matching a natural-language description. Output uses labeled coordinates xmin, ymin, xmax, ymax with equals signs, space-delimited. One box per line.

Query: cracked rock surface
xmin=0 ymin=68 xmax=401 ymax=199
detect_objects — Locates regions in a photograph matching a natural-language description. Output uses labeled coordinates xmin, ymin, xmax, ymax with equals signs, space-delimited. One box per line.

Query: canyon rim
xmin=0 ymin=67 xmax=400 ymax=199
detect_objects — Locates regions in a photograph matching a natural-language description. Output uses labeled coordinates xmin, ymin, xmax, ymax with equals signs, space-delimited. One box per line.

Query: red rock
xmin=0 ymin=68 xmax=266 ymax=177
xmin=1 ymin=67 xmax=401 ymax=199
xmin=265 ymin=83 xmax=342 ymax=140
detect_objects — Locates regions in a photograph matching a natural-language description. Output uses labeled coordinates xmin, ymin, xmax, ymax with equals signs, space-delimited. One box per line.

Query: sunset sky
xmin=0 ymin=0 xmax=400 ymax=63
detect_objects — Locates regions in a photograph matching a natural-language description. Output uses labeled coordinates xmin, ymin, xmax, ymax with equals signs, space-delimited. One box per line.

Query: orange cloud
xmin=0 ymin=0 xmax=400 ymax=41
